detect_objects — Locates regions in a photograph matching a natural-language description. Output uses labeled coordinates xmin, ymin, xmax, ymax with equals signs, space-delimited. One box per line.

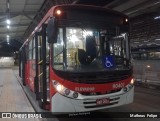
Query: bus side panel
xmin=25 ymin=62 xmax=29 ymax=86
xmin=27 ymin=60 xmax=36 ymax=92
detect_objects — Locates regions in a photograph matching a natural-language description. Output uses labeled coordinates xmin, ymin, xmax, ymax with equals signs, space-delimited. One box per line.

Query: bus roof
xmin=54 ymin=4 xmax=128 ymax=17
xmin=20 ymin=4 xmax=128 ymax=50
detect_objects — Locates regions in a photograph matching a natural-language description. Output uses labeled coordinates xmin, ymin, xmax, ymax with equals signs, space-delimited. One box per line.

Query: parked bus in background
xmin=19 ymin=5 xmax=134 ymax=112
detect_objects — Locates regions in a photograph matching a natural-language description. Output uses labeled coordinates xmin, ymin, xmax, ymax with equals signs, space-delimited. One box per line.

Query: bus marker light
xmin=123 ymin=87 xmax=128 ymax=92
xmin=131 ymin=79 xmax=134 ymax=84
xmin=128 ymin=84 xmax=133 ymax=89
xmin=65 ymin=89 xmax=70 ymax=95
xmin=56 ymin=10 xmax=61 ymax=15
xmin=73 ymin=92 xmax=78 ymax=98
xmin=53 ymin=81 xmax=57 ymax=85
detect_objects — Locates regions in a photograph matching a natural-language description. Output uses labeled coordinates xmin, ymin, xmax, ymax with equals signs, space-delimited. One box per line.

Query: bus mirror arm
xmin=47 ymin=17 xmax=57 ymax=43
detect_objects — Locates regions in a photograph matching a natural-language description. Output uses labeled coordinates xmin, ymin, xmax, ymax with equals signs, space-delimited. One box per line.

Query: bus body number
xmin=113 ymin=83 xmax=125 ymax=89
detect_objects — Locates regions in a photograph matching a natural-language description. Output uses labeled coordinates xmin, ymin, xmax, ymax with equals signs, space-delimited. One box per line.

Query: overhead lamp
xmin=8 ymin=42 xmax=10 ymax=45
xmin=6 ymin=35 xmax=10 ymax=43
xmin=7 ymin=39 xmax=9 ymax=43
xmin=6 ymin=19 xmax=11 ymax=24
xmin=7 ymin=25 xmax=10 ymax=29
xmin=154 ymin=16 xmax=160 ymax=20
xmin=155 ymin=39 xmax=160 ymax=41
xmin=146 ymin=65 xmax=151 ymax=68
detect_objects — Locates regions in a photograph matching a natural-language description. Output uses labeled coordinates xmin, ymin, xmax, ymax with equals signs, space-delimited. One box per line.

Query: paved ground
xmin=0 ymin=68 xmax=39 ymax=121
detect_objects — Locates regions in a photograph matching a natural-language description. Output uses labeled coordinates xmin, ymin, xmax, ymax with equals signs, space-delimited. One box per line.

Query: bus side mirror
xmin=47 ymin=17 xmax=57 ymax=43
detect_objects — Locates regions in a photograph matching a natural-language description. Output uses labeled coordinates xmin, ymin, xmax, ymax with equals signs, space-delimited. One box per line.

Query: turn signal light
xmin=131 ymin=78 xmax=134 ymax=84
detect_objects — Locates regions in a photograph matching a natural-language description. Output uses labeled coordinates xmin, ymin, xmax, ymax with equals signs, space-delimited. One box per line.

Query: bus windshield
xmin=52 ymin=26 xmax=130 ymax=72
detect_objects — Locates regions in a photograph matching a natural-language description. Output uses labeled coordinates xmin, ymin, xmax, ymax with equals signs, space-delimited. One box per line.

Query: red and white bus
xmin=19 ymin=5 xmax=134 ymax=112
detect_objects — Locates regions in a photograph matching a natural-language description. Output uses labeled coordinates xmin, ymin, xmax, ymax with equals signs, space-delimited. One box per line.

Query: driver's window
xmin=66 ymin=28 xmax=100 ymax=67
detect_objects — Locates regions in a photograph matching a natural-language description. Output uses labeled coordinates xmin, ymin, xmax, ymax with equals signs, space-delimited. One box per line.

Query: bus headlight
xmin=123 ymin=78 xmax=134 ymax=92
xmin=52 ymin=80 xmax=79 ymax=99
xmin=128 ymin=78 xmax=134 ymax=89
xmin=56 ymin=84 xmax=64 ymax=92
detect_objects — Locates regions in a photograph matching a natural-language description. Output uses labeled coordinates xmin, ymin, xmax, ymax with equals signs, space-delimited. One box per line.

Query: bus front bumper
xmin=51 ymin=87 xmax=134 ymax=112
